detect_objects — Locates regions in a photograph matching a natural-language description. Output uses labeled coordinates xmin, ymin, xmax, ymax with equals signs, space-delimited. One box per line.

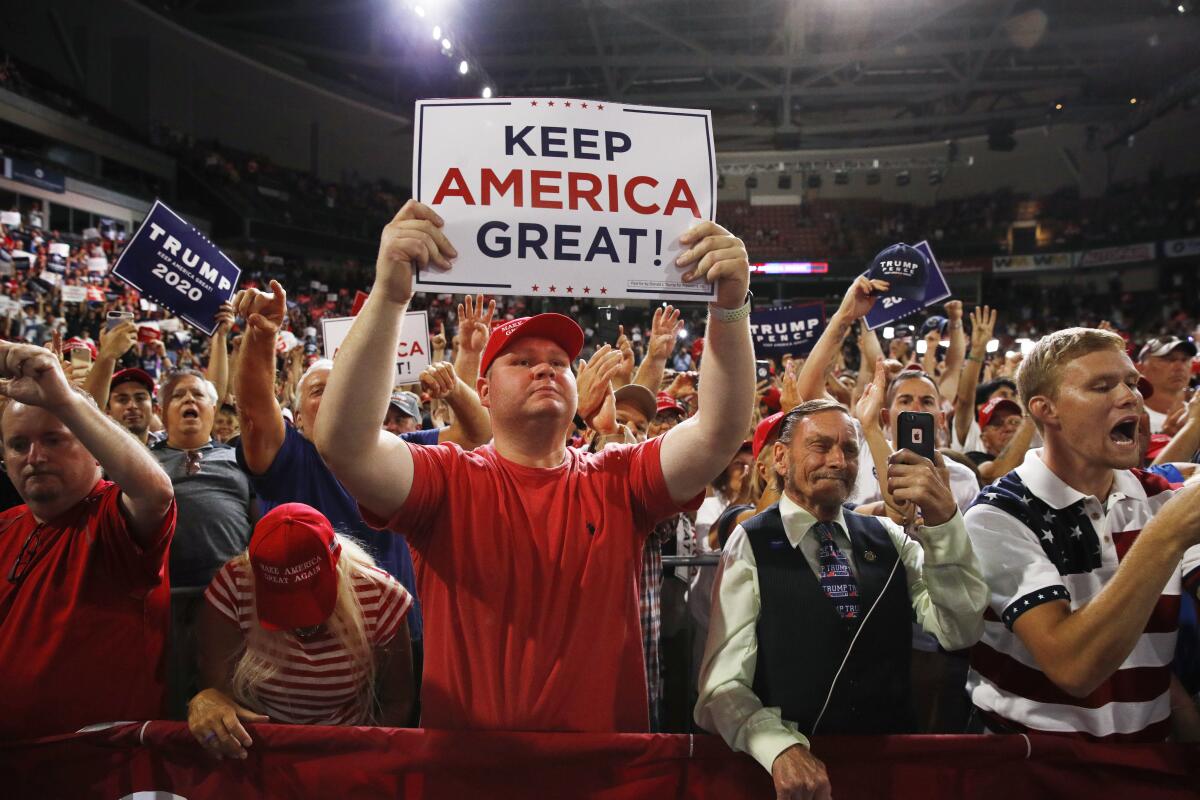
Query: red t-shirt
xmin=0 ymin=481 xmax=176 ymax=739
xmin=361 ymin=437 xmax=699 ymax=732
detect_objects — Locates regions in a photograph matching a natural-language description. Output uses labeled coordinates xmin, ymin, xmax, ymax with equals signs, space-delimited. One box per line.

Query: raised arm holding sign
xmin=314 ymin=195 xmax=754 ymax=733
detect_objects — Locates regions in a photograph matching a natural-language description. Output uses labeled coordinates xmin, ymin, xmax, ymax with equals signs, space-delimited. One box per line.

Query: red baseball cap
xmin=761 ymin=386 xmax=782 ymax=413
xmin=249 ymin=503 xmax=342 ymax=631
xmin=62 ymin=337 xmax=97 ymax=359
xmin=977 ymin=396 xmax=1022 ymax=428
xmin=110 ymin=367 xmax=156 ymax=397
xmin=479 ymin=313 xmax=584 ymax=376
xmin=655 ymin=391 xmax=685 ymax=417
xmin=753 ymin=410 xmax=787 ymax=459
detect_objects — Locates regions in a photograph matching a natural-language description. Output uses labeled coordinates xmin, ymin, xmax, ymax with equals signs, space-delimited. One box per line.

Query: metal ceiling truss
xmin=157 ymin=0 xmax=1200 ymax=150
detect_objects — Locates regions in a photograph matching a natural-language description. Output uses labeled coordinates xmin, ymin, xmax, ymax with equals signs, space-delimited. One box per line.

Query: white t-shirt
xmin=1145 ymin=406 xmax=1168 ymax=435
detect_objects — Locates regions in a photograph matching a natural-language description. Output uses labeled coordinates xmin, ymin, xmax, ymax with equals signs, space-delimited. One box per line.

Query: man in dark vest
xmin=695 ymin=399 xmax=987 ymax=800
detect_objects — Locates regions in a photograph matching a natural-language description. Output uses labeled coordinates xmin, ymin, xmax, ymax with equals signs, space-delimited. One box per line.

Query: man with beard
xmin=696 ymin=399 xmax=986 ymax=800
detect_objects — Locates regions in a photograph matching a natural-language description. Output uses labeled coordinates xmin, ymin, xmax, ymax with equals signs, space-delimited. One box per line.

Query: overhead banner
xmin=322 ymin=311 xmax=431 ymax=382
xmin=1164 ymin=237 xmax=1200 ymax=259
xmin=750 ymin=302 xmax=827 ymax=358
xmin=991 ymin=252 xmax=1076 ymax=272
xmin=3 ymin=157 xmax=66 ymax=193
xmin=863 ymin=240 xmax=951 ymax=331
xmin=412 ymin=97 xmax=716 ymax=302
xmin=111 ymin=200 xmax=240 ymax=336
xmin=1077 ymin=242 xmax=1155 ymax=269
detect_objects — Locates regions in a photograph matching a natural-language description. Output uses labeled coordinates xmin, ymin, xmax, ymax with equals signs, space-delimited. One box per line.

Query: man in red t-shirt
xmin=0 ymin=342 xmax=176 ymax=739
xmin=315 ymin=200 xmax=756 ymax=732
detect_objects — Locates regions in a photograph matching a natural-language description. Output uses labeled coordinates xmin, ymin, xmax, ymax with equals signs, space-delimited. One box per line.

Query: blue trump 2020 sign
xmin=112 ymin=200 xmax=240 ymax=336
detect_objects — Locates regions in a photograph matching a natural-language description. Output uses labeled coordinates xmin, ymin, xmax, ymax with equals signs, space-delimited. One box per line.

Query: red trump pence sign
xmin=413 ymin=98 xmax=716 ymax=302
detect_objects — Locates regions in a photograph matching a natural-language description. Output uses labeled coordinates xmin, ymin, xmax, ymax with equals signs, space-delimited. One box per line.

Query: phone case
xmin=897 ymin=411 xmax=937 ymax=461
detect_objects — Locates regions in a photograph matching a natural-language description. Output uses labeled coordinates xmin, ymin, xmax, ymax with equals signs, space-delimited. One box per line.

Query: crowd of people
xmin=0 ymin=194 xmax=1198 ymax=800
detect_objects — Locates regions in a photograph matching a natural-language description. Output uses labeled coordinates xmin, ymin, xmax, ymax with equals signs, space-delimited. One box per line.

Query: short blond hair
xmin=1016 ymin=327 xmax=1127 ymax=411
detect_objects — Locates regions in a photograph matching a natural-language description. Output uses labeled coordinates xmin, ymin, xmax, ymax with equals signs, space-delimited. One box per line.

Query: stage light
xmin=414 ymin=5 xmax=426 ymax=17
xmin=441 ymin=38 xmax=452 ymax=50
xmin=1178 ymin=4 xmax=1186 ymax=13
xmin=987 ymin=339 xmax=1000 ymax=353
xmin=677 ymin=327 xmax=688 ymax=339
xmin=1054 ymin=102 xmax=1063 ymax=110
xmin=1129 ymin=97 xmax=1138 ymax=105
xmin=432 ymin=25 xmax=441 ymax=40
xmin=482 ymin=86 xmax=493 ymax=98
xmin=459 ymin=60 xmax=469 ymax=75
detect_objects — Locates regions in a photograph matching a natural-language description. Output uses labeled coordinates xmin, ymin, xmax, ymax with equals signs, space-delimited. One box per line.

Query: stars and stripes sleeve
xmin=964 ymin=503 xmax=1070 ymax=630
xmin=361 ymin=568 xmax=413 ymax=648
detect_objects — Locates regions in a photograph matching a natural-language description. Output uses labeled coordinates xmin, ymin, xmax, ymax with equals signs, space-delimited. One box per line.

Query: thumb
xmin=248 ymin=314 xmax=277 ymax=333
xmin=235 ymin=704 xmax=270 ymax=723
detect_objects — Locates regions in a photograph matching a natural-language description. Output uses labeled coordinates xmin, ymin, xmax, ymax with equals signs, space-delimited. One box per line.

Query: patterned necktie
xmin=813 ymin=521 xmax=860 ymax=621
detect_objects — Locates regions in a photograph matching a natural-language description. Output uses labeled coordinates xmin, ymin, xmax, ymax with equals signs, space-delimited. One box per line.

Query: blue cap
xmin=867 ymin=243 xmax=928 ymax=302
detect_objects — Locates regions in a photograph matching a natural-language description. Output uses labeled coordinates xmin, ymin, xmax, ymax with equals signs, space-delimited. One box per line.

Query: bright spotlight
xmin=1129 ymin=97 xmax=1138 ymax=105
xmin=482 ymin=86 xmax=493 ymax=98
xmin=441 ymin=37 xmax=452 ymax=50
xmin=414 ymin=5 xmax=426 ymax=17
xmin=432 ymin=25 xmax=441 ymax=40
xmin=459 ymin=60 xmax=469 ymax=75
xmin=677 ymin=327 xmax=688 ymax=340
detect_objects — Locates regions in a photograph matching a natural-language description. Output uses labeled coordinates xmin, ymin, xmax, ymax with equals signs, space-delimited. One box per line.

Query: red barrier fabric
xmin=2 ymin=723 xmax=1197 ymax=799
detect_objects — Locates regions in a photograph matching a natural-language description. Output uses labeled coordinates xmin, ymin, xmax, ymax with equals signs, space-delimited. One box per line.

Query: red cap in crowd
xmin=62 ymin=337 xmax=97 ymax=360
xmin=110 ymin=367 xmax=156 ymax=397
xmin=753 ymin=410 xmax=787 ymax=459
xmin=655 ymin=392 xmax=685 ymax=417
xmin=977 ymin=396 xmax=1022 ymax=428
xmin=761 ymin=386 xmax=782 ymax=413
xmin=691 ymin=337 xmax=705 ymax=361
xmin=479 ymin=313 xmax=584 ymax=377
xmin=249 ymin=503 xmax=342 ymax=632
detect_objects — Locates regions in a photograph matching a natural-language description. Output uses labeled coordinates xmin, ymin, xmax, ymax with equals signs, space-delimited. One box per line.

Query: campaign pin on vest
xmin=867 ymin=243 xmax=928 ymax=302
xmin=863 ymin=550 xmax=877 ymax=562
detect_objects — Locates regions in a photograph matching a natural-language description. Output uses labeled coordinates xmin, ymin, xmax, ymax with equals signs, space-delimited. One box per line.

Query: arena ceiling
xmin=147 ymin=0 xmax=1200 ymax=150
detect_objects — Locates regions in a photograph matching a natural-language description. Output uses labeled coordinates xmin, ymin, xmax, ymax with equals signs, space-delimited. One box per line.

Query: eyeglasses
xmin=184 ymin=449 xmax=203 ymax=476
xmin=8 ymin=522 xmax=60 ymax=585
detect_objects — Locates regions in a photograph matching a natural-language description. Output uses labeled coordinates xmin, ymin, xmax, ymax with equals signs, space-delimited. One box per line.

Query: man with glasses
xmin=150 ymin=368 xmax=256 ymax=717
xmin=0 ymin=341 xmax=176 ymax=738
xmin=965 ymin=396 xmax=1037 ymax=483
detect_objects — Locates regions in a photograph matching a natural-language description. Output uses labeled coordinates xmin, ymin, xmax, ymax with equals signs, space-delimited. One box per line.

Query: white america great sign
xmin=412 ymin=98 xmax=716 ymax=302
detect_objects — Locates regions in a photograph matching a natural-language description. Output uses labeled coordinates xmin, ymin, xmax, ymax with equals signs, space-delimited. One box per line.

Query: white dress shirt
xmin=694 ymin=492 xmax=988 ymax=772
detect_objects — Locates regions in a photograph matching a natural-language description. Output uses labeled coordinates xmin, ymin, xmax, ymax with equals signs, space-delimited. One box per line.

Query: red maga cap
xmin=249 ymin=503 xmax=341 ymax=632
xmin=753 ymin=410 xmax=787 ymax=459
xmin=479 ymin=313 xmax=584 ymax=376
xmin=110 ymin=367 xmax=156 ymax=397
xmin=977 ymin=396 xmax=1022 ymax=428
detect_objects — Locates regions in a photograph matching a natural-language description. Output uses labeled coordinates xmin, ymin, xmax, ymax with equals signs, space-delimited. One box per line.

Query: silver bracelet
xmin=708 ymin=292 xmax=753 ymax=323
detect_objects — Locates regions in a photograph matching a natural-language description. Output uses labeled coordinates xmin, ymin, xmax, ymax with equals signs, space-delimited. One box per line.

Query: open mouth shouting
xmin=1108 ymin=416 xmax=1138 ymax=448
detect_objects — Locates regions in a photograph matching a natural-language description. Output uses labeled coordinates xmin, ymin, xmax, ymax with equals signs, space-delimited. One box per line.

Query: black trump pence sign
xmin=413 ymin=98 xmax=716 ymax=302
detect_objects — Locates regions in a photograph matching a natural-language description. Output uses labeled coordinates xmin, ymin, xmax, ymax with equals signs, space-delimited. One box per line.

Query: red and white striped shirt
xmin=204 ymin=559 xmax=411 ymax=725
xmin=965 ymin=450 xmax=1200 ymax=742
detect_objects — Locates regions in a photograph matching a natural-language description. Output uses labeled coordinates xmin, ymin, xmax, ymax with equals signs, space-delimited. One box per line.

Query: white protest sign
xmin=61 ymin=285 xmax=88 ymax=303
xmin=87 ymin=256 xmax=109 ymax=274
xmin=1 ymin=211 xmax=21 ymax=227
xmin=321 ymin=311 xmax=431 ymax=382
xmin=49 ymin=242 xmax=70 ymax=258
xmin=413 ymin=97 xmax=716 ymax=302
xmin=39 ymin=270 xmax=61 ymax=287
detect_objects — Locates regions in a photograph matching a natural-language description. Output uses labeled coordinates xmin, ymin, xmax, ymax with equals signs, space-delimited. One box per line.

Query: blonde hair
xmin=231 ymin=534 xmax=381 ymax=724
xmin=1016 ymin=327 xmax=1127 ymax=426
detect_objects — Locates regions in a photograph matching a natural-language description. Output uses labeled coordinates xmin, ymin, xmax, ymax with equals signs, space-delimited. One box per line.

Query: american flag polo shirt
xmin=963 ymin=449 xmax=1200 ymax=742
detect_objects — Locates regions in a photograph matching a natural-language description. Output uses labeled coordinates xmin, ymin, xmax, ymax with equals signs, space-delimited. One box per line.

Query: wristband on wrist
xmin=708 ymin=291 xmax=753 ymax=323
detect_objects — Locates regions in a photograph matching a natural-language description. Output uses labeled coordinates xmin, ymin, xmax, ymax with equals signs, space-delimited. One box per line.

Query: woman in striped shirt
xmin=187 ymin=502 xmax=414 ymax=759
